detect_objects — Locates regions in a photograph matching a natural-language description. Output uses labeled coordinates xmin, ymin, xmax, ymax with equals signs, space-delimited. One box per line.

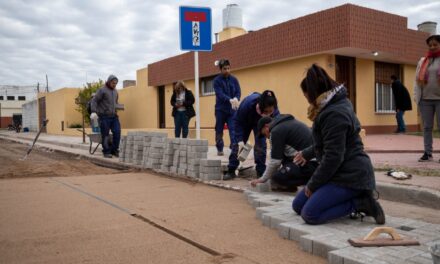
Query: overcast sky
xmin=0 ymin=0 xmax=439 ymax=90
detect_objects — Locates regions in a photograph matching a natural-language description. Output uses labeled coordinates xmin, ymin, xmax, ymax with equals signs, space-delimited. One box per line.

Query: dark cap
xmin=257 ymin=116 xmax=273 ymax=138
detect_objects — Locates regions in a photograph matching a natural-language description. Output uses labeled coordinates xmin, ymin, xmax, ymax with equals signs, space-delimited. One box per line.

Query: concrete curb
xmin=1 ymin=134 xmax=439 ymax=210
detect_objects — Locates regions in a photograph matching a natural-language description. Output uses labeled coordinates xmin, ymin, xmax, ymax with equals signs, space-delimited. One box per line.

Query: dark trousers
xmin=215 ymin=111 xmax=235 ymax=152
xmin=292 ymin=183 xmax=363 ymax=225
xmin=395 ymin=110 xmax=406 ymax=132
xmin=228 ymin=125 xmax=266 ymax=175
xmin=99 ymin=116 xmax=121 ymax=155
xmin=174 ymin=111 xmax=189 ymax=138
xmin=272 ymin=161 xmax=318 ymax=188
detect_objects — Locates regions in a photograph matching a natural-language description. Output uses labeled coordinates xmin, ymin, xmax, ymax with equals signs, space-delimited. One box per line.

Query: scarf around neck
xmin=418 ymin=50 xmax=440 ymax=86
xmin=307 ymin=85 xmax=344 ymax=121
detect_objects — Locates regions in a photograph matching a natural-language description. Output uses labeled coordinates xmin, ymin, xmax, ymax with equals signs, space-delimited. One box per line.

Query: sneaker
xmin=353 ymin=191 xmax=385 ymax=225
xmin=418 ymin=152 xmax=433 ymax=162
xmin=217 ymin=151 xmax=224 ymax=156
xmin=103 ymin=153 xmax=113 ymax=158
xmin=223 ymin=170 xmax=236 ymax=181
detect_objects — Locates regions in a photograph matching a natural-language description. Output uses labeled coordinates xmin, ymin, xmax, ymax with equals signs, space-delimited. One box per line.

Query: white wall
xmin=22 ymin=100 xmax=38 ymax=132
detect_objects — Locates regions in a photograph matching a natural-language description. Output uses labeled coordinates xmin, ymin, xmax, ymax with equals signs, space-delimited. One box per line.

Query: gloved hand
xmin=90 ymin=112 xmax=98 ymax=121
xmin=232 ymin=97 xmax=240 ymax=110
xmin=238 ymin=141 xmax=245 ymax=153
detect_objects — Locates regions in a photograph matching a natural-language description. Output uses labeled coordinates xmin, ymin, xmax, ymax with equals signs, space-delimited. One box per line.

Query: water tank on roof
xmin=417 ymin=21 xmax=437 ymax=35
xmin=223 ymin=4 xmax=243 ymax=29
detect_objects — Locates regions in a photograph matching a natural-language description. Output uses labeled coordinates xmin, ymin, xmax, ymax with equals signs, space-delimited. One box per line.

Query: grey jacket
xmin=91 ymin=76 xmax=119 ymax=117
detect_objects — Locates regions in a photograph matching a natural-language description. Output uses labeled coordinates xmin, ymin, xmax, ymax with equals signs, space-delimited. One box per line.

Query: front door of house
xmin=336 ymin=55 xmax=356 ymax=112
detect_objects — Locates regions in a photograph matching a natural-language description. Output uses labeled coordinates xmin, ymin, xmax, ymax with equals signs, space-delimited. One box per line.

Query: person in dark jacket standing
xmin=213 ymin=59 xmax=241 ymax=156
xmin=223 ymin=90 xmax=279 ymax=180
xmin=170 ymin=81 xmax=195 ymax=138
xmin=251 ymin=114 xmax=317 ymax=190
xmin=292 ymin=64 xmax=385 ymax=225
xmin=391 ymin=75 xmax=412 ymax=133
xmin=90 ymin=75 xmax=121 ymax=158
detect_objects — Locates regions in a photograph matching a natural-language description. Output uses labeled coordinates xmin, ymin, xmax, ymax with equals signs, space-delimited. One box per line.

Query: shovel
xmin=20 ymin=119 xmax=49 ymax=161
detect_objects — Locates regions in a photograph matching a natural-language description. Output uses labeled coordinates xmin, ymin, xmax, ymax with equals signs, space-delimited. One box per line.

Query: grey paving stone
xmin=199 ymin=173 xmax=222 ymax=181
xmin=200 ymin=159 xmax=221 ymax=167
xmin=250 ymin=181 xmax=271 ymax=192
xmin=187 ymin=151 xmax=208 ymax=158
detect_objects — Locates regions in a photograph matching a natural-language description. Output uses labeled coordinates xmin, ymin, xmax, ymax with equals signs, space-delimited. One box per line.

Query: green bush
xmin=75 ymin=80 xmax=103 ymax=125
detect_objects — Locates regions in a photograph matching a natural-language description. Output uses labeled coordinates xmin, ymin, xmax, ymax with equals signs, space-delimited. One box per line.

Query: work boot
xmin=217 ymin=151 xmax=224 ymax=156
xmin=223 ymin=169 xmax=236 ymax=181
xmin=418 ymin=152 xmax=433 ymax=162
xmin=103 ymin=153 xmax=112 ymax=158
xmin=353 ymin=191 xmax=385 ymax=225
xmin=111 ymin=150 xmax=119 ymax=158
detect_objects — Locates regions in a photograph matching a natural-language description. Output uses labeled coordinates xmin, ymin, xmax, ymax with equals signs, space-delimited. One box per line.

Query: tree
xmin=75 ymin=80 xmax=103 ymax=125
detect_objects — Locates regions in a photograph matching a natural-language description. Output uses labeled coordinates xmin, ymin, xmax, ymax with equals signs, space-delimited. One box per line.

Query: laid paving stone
xmin=244 ymin=190 xmax=438 ymax=264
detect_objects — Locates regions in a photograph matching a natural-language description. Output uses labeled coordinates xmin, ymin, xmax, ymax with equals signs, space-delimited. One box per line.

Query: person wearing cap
xmin=90 ymin=75 xmax=121 ymax=158
xmin=213 ymin=59 xmax=241 ymax=156
xmin=414 ymin=34 xmax=440 ymax=162
xmin=223 ymin=90 xmax=280 ymax=180
xmin=250 ymin=114 xmax=317 ymax=191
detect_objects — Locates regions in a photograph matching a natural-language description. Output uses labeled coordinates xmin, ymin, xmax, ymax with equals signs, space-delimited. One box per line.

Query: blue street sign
xmin=179 ymin=6 xmax=212 ymax=51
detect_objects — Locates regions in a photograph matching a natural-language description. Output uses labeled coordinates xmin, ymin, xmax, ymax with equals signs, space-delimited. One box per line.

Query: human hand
xmin=304 ymin=186 xmax=313 ymax=197
xmin=293 ymin=151 xmax=307 ymax=167
xmin=250 ymin=179 xmax=263 ymax=187
xmin=90 ymin=113 xmax=98 ymax=121
xmin=232 ymin=97 xmax=240 ymax=110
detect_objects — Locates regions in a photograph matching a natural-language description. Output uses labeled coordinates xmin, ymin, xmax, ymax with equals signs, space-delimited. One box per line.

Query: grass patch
xmin=375 ymin=165 xmax=440 ymax=177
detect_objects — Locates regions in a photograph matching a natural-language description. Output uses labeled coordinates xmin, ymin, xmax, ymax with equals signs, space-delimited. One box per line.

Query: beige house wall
xmin=45 ymin=88 xmax=82 ymax=135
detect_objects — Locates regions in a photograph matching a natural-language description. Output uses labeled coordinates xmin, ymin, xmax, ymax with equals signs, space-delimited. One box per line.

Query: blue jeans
xmin=99 ymin=116 xmax=121 ymax=155
xmin=174 ymin=111 xmax=189 ymax=138
xmin=395 ymin=110 xmax=406 ymax=132
xmin=228 ymin=125 xmax=266 ymax=175
xmin=292 ymin=183 xmax=363 ymax=225
xmin=215 ymin=111 xmax=235 ymax=152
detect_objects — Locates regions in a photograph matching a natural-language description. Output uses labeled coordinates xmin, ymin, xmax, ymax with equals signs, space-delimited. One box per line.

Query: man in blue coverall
xmin=213 ymin=59 xmax=241 ymax=156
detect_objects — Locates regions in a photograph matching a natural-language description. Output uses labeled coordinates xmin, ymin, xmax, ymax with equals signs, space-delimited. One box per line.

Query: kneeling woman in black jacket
xmin=292 ymin=64 xmax=385 ymax=225
xmin=171 ymin=81 xmax=195 ymax=138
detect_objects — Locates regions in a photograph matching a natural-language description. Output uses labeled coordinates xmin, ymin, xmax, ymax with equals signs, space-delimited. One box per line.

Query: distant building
xmin=0 ymin=85 xmax=38 ymax=128
xmin=123 ymin=80 xmax=136 ymax=88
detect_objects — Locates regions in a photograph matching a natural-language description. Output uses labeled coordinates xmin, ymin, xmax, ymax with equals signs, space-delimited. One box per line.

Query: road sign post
xmin=179 ymin=6 xmax=212 ymax=139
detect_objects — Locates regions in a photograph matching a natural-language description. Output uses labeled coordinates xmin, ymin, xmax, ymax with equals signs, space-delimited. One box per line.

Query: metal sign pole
xmin=194 ymin=51 xmax=200 ymax=139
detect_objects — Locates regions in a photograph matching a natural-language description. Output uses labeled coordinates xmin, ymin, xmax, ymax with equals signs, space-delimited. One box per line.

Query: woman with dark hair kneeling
xmin=292 ymin=64 xmax=385 ymax=225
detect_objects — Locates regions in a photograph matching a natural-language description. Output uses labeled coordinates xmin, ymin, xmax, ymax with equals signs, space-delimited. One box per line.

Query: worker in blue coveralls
xmin=213 ymin=59 xmax=241 ymax=156
xmin=223 ymin=90 xmax=280 ymax=180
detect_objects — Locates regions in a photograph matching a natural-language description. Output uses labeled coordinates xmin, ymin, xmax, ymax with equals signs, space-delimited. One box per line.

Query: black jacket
xmin=171 ymin=89 xmax=195 ymax=118
xmin=269 ymin=114 xmax=313 ymax=160
xmin=302 ymin=88 xmax=375 ymax=192
xmin=391 ymin=80 xmax=412 ymax=111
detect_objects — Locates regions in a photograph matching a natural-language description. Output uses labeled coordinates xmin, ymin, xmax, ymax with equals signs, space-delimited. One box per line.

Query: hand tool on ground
xmin=348 ymin=226 xmax=420 ymax=247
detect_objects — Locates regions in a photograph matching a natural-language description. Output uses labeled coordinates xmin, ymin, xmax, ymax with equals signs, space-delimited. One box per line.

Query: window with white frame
xmin=201 ymin=76 xmax=215 ymax=96
xmin=374 ymin=62 xmax=400 ymax=113
xmin=375 ymin=83 xmax=395 ymax=113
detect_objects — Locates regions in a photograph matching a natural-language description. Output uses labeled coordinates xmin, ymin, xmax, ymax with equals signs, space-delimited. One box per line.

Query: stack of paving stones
xmin=132 ymin=132 xmax=148 ymax=166
xmin=199 ymin=159 xmax=222 ymax=181
xmin=160 ymin=138 xmax=175 ymax=173
xmin=186 ymin=139 xmax=209 ymax=178
xmin=124 ymin=132 xmax=135 ymax=163
xmin=144 ymin=132 xmax=168 ymax=170
xmin=118 ymin=135 xmax=127 ymax=163
xmin=177 ymin=139 xmax=189 ymax=176
xmin=169 ymin=139 xmax=182 ymax=175
xmin=244 ymin=190 xmax=439 ymax=264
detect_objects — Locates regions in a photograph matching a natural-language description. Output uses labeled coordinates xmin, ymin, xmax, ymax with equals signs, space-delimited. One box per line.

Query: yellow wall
xmin=45 ymin=88 xmax=82 ymax=135
xmin=118 ymin=67 xmax=159 ymax=129
xmin=355 ymin=59 xmax=418 ymax=128
xmin=218 ymin=27 xmax=247 ymax=42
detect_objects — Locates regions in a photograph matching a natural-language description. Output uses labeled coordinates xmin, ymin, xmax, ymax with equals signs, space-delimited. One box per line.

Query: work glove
xmin=90 ymin=112 xmax=98 ymax=121
xmin=232 ymin=97 xmax=240 ymax=110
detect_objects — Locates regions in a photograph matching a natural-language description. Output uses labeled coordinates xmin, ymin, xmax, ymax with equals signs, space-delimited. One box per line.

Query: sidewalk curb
xmin=1 ymin=134 xmax=439 ymax=210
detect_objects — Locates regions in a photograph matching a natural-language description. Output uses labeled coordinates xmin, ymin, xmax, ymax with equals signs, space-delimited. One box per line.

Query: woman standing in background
xmin=170 ymin=81 xmax=195 ymax=138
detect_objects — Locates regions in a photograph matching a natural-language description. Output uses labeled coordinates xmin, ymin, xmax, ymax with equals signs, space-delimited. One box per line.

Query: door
xmin=336 ymin=55 xmax=356 ymax=112
xmin=158 ymin=86 xmax=165 ymax=128
xmin=38 ymin=97 xmax=47 ymax=132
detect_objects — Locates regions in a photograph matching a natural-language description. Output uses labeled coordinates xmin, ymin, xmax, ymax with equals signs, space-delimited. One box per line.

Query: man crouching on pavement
xmin=251 ymin=114 xmax=317 ymax=191
xmin=90 ymin=75 xmax=121 ymax=158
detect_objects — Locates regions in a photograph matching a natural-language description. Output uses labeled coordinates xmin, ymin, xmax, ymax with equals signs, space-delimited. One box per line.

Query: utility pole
xmin=46 ymin=75 xmax=49 ymax=92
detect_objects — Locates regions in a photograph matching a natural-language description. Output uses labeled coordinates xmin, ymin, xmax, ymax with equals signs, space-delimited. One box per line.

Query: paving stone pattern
xmin=244 ymin=190 xmax=439 ymax=264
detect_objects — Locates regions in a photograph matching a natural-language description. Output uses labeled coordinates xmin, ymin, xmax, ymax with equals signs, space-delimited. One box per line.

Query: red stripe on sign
xmin=184 ymin=11 xmax=207 ymax=22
